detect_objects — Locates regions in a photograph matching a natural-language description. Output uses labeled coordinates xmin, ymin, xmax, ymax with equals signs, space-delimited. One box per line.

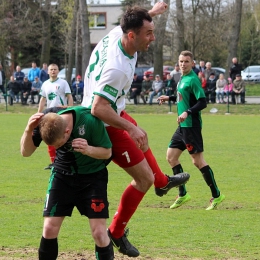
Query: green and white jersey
xmin=40 ymin=78 xmax=71 ymax=108
xmin=177 ymin=70 xmax=205 ymax=128
xmin=33 ymin=106 xmax=112 ymax=174
xmin=82 ymin=26 xmax=137 ymax=117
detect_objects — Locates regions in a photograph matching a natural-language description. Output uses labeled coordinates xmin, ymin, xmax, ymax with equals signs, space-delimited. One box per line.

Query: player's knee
xmin=134 ymin=171 xmax=154 ymax=191
xmin=167 ymin=155 xmax=178 ymax=166
xmin=92 ymin=228 xmax=109 ymax=247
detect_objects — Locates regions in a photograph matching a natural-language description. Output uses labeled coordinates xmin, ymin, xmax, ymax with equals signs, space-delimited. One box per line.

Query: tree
xmin=40 ymin=0 xmax=52 ymax=65
xmin=227 ymin=0 xmax=243 ymax=70
xmin=79 ymin=0 xmax=91 ymax=78
xmin=176 ymin=0 xmax=185 ymax=55
xmin=152 ymin=0 xmax=170 ymax=78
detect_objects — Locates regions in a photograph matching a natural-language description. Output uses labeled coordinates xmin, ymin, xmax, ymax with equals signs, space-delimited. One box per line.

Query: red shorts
xmin=106 ymin=111 xmax=144 ymax=168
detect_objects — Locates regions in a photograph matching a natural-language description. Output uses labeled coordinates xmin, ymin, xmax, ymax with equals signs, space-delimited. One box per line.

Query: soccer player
xmin=38 ymin=64 xmax=73 ymax=170
xmin=158 ymin=50 xmax=225 ymax=210
xmin=82 ymin=3 xmax=190 ymax=257
xmin=20 ymin=106 xmax=114 ymax=260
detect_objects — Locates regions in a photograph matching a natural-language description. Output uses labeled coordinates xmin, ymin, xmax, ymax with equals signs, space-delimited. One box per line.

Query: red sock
xmin=109 ymin=185 xmax=145 ymax=238
xmin=48 ymin=146 xmax=56 ymax=163
xmin=143 ymin=148 xmax=168 ymax=188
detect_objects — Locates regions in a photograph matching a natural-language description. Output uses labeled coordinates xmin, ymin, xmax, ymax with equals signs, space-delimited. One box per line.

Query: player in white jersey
xmin=38 ymin=63 xmax=73 ymax=170
xmin=38 ymin=64 xmax=73 ymax=111
xmin=82 ymin=3 xmax=190 ymax=258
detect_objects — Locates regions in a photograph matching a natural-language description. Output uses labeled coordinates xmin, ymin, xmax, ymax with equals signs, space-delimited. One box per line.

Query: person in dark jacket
xmin=130 ymin=73 xmax=142 ymax=105
xmin=229 ymin=57 xmax=243 ymax=81
xmin=0 ymin=64 xmax=6 ymax=98
xmin=21 ymin=77 xmax=32 ymax=105
xmin=205 ymin=72 xmax=217 ymax=103
xmin=39 ymin=63 xmax=49 ymax=83
xmin=7 ymin=76 xmax=21 ymax=105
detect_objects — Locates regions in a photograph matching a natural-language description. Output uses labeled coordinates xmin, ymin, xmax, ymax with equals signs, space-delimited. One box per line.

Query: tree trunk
xmin=40 ymin=0 xmax=51 ymax=65
xmin=176 ymin=0 xmax=184 ymax=55
xmin=67 ymin=0 xmax=78 ymax=83
xmin=227 ymin=0 xmax=243 ymax=72
xmin=153 ymin=0 xmax=170 ymax=78
xmin=79 ymin=0 xmax=91 ymax=79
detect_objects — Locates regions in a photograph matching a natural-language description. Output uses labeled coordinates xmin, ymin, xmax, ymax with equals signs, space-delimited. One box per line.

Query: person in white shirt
xmin=38 ymin=63 xmax=73 ymax=170
xmin=82 ymin=3 xmax=190 ymax=257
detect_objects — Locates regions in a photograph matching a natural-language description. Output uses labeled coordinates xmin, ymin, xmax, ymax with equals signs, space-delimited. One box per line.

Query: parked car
xmin=211 ymin=67 xmax=226 ymax=78
xmin=135 ymin=66 xmax=150 ymax=81
xmin=241 ymin=65 xmax=260 ymax=83
xmin=21 ymin=68 xmax=31 ymax=77
xmin=144 ymin=66 xmax=174 ymax=80
xmin=58 ymin=67 xmax=76 ymax=84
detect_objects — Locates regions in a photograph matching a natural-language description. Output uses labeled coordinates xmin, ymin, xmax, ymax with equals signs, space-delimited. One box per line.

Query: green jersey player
xmin=158 ymin=50 xmax=225 ymax=211
xmin=20 ymin=106 xmax=114 ymax=260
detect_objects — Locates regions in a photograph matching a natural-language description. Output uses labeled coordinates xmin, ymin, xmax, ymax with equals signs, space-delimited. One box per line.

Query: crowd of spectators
xmin=0 ymin=62 xmax=84 ymax=106
xmin=129 ymin=57 xmax=245 ymax=106
xmin=0 ymin=56 xmax=248 ymax=107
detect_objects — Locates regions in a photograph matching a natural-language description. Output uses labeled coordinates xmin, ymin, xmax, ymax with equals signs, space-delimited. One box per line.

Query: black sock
xmin=95 ymin=242 xmax=114 ymax=260
xmin=38 ymin=236 xmax=58 ymax=260
xmin=200 ymin=165 xmax=220 ymax=198
xmin=172 ymin=164 xmax=187 ymax=196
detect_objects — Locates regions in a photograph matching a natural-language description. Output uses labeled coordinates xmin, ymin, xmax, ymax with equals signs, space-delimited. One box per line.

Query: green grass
xmin=1 ymin=104 xmax=260 ymax=259
xmin=245 ymin=83 xmax=260 ymax=96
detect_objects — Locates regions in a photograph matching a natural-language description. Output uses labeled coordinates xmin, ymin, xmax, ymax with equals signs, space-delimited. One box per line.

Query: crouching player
xmin=20 ymin=106 xmax=114 ymax=260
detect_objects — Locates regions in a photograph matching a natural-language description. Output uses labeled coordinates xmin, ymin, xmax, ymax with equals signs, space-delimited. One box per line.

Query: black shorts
xmin=168 ymin=126 xmax=204 ymax=154
xmin=43 ymin=168 xmax=109 ymax=219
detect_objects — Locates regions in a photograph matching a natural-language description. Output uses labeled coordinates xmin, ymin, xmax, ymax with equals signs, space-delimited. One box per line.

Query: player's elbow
xmin=105 ymin=148 xmax=112 ymax=159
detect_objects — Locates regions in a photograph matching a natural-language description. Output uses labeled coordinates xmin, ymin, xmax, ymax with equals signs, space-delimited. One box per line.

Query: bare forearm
xmin=20 ymin=128 xmax=37 ymax=157
xmin=38 ymin=98 xmax=45 ymax=112
xmin=67 ymin=94 xmax=73 ymax=106
xmin=83 ymin=147 xmax=111 ymax=159
xmin=148 ymin=2 xmax=168 ymax=17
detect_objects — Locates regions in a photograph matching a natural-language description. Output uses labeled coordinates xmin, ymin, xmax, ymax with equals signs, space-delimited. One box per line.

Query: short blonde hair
xmin=39 ymin=113 xmax=66 ymax=145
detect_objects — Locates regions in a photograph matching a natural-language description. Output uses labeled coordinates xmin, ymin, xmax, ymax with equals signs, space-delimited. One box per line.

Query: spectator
xmin=204 ymin=62 xmax=214 ymax=80
xmin=192 ymin=60 xmax=200 ymax=75
xmin=170 ymin=63 xmax=181 ymax=85
xmin=205 ymin=72 xmax=217 ymax=103
xmin=232 ymin=74 xmax=246 ymax=104
xmin=20 ymin=76 xmax=32 ymax=105
xmin=198 ymin=71 xmax=207 ymax=92
xmin=14 ymin=65 xmax=25 ymax=84
xmin=72 ymin=75 xmax=84 ymax=103
xmin=140 ymin=74 xmax=152 ymax=104
xmin=149 ymin=74 xmax=163 ymax=105
xmin=164 ymin=74 xmax=176 ymax=105
xmin=215 ymin=73 xmax=227 ymax=103
xmin=229 ymin=57 xmax=243 ymax=81
xmin=130 ymin=73 xmax=142 ymax=105
xmin=28 ymin=61 xmax=40 ymax=82
xmin=224 ymin=77 xmax=233 ymax=103
xmin=30 ymin=76 xmax=42 ymax=104
xmin=39 ymin=63 xmax=49 ymax=83
xmin=7 ymin=76 xmax=21 ymax=105
xmin=0 ymin=64 xmax=6 ymax=99
xmin=198 ymin=60 xmax=206 ymax=73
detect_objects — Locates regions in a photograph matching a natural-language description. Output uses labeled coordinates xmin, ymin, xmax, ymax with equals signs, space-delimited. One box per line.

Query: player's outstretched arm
xmin=157 ymin=95 xmax=170 ymax=105
xmin=20 ymin=113 xmax=44 ymax=157
xmin=148 ymin=1 xmax=168 ymax=17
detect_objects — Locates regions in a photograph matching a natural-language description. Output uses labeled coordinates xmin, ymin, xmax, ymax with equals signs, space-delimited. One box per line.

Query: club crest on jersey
xmin=78 ymin=125 xmax=85 ymax=136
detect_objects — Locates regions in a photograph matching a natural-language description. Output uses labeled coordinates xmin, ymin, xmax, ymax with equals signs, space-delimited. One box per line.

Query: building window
xmin=89 ymin=13 xmax=106 ymax=29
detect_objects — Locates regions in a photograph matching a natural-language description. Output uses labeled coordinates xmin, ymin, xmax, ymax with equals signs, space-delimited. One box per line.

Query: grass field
xmin=0 ymin=103 xmax=260 ymax=259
